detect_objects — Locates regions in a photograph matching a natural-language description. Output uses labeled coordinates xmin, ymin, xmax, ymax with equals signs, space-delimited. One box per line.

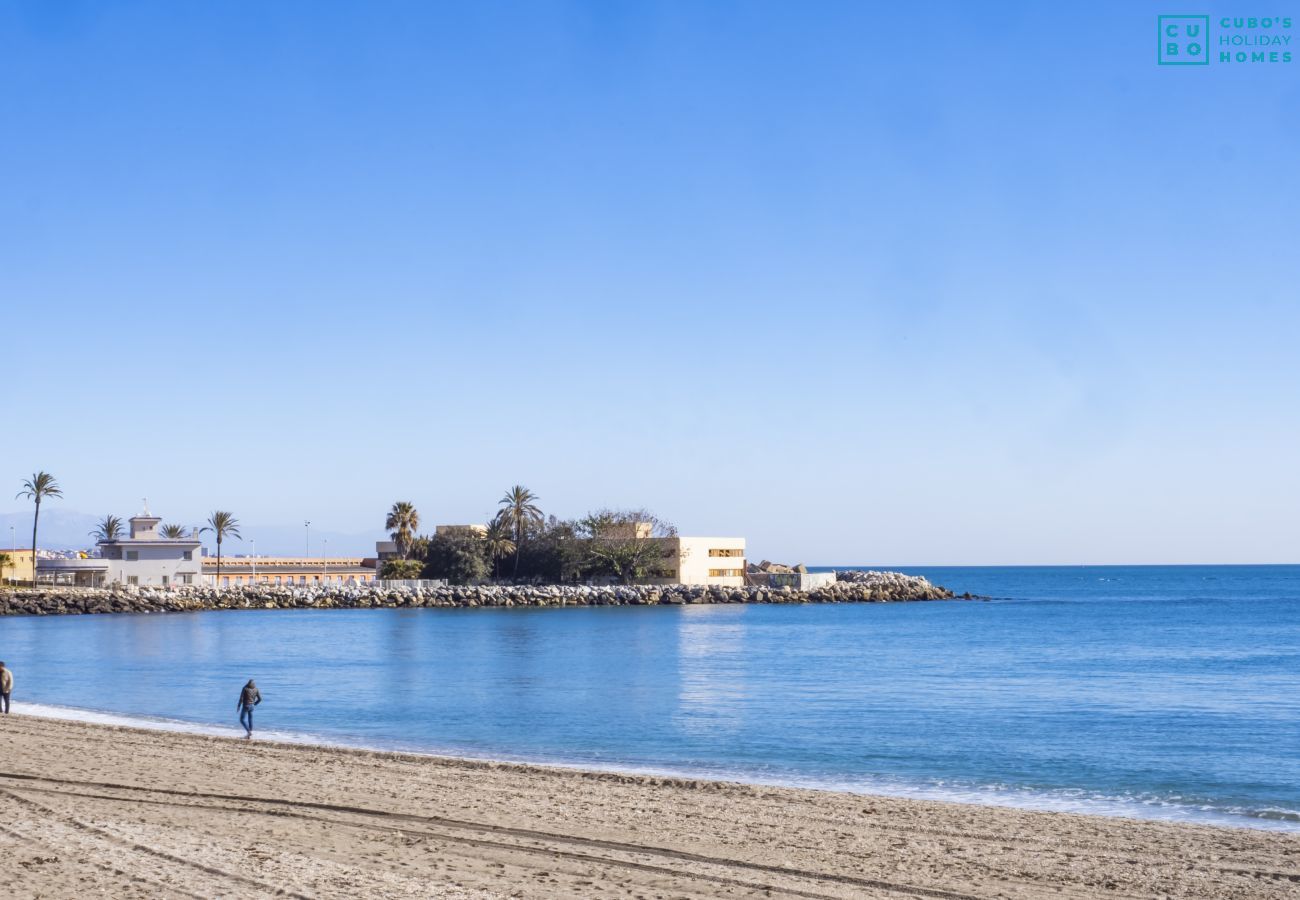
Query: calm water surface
xmin=3 ymin=565 xmax=1298 ymax=831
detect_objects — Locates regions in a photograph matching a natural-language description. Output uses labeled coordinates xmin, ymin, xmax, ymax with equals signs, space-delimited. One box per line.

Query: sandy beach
xmin=0 ymin=715 xmax=1293 ymax=898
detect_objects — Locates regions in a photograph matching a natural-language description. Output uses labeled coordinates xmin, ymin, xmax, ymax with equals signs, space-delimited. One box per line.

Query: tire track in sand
xmin=0 ymin=772 xmax=987 ymax=900
xmin=0 ymin=788 xmax=314 ymax=899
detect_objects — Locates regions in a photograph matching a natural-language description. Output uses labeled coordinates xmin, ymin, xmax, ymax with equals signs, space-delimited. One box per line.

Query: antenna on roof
xmin=141 ymin=497 xmax=151 ymax=516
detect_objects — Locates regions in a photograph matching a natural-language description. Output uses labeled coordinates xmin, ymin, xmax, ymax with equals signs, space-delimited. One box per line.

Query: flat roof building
xmin=37 ymin=507 xmax=203 ymax=588
xmin=654 ymin=536 xmax=746 ymax=587
xmin=204 ymin=556 xmax=375 ymax=588
xmin=1 ymin=548 xmax=36 ymax=585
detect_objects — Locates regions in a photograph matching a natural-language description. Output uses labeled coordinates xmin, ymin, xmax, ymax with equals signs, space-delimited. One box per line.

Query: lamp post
xmin=304 ymin=520 xmax=311 ymax=561
xmin=323 ymin=538 xmax=328 ymax=583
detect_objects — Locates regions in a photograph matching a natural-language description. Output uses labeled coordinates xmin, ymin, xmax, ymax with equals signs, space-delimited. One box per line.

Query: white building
xmin=36 ymin=509 xmax=203 ymax=588
xmin=100 ymin=512 xmax=203 ymax=587
xmin=655 ymin=536 xmax=747 ymax=587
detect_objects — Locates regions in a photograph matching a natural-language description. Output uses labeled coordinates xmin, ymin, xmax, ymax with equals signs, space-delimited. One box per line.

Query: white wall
xmin=105 ymin=543 xmax=203 ymax=587
xmin=673 ymin=536 xmax=747 ymax=587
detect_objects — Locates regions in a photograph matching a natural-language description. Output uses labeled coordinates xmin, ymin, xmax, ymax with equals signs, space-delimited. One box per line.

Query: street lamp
xmin=304 ymin=520 xmax=311 ymax=560
xmin=323 ymin=538 xmax=328 ymax=582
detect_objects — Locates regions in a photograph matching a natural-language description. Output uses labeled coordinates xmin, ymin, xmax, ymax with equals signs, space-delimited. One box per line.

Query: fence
xmin=744 ymin=571 xmax=837 ymax=590
xmin=370 ymin=579 xmax=449 ymax=590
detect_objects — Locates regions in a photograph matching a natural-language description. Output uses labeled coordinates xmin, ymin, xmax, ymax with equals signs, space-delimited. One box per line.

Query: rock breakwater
xmin=0 ymin=571 xmax=957 ymax=617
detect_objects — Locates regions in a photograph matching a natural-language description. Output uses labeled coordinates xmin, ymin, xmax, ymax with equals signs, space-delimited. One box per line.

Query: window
xmin=298 ymin=576 xmax=307 ymax=585
xmin=274 ymin=576 xmax=283 ymax=585
xmin=708 ymin=548 xmax=744 ymax=557
xmin=180 ymin=574 xmax=193 ymax=585
xmin=162 ymin=575 xmax=169 ymax=587
xmin=708 ymin=568 xmax=744 ymax=578
xmin=183 ymin=550 xmax=192 ymax=561
xmin=126 ymin=551 xmax=139 ymax=561
xmin=222 ymin=576 xmax=230 ymax=586
xmin=127 ymin=576 xmax=139 ymax=586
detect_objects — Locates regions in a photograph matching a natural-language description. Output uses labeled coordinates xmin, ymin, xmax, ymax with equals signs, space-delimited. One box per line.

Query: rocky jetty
xmin=0 ymin=571 xmax=957 ymax=617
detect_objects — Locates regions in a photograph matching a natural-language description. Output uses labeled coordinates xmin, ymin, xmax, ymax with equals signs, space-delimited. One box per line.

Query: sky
xmin=1 ymin=1 xmax=1298 ymax=564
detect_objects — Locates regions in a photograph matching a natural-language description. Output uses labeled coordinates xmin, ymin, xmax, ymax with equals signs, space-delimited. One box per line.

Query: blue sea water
xmin=3 ymin=565 xmax=1299 ymax=832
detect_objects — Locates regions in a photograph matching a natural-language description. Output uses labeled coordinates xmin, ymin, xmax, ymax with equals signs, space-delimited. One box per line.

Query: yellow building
xmin=203 ymin=556 xmax=375 ymax=588
xmin=1 ymin=548 xmax=36 ymax=586
xmin=583 ymin=523 xmax=747 ymax=587
xmin=434 ymin=524 xmax=488 ymax=537
xmin=656 ymin=536 xmax=747 ymax=587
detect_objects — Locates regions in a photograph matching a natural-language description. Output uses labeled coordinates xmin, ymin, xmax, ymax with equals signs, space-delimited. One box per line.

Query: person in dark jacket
xmin=237 ymin=679 xmax=261 ymax=737
xmin=0 ymin=661 xmax=12 ymax=715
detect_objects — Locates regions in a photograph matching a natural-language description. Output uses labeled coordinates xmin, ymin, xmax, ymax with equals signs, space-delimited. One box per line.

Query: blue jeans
xmin=240 ymin=704 xmax=254 ymax=734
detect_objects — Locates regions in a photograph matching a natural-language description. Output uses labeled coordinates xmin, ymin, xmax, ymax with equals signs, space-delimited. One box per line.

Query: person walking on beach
xmin=0 ymin=662 xmax=11 ymax=715
xmin=237 ymin=679 xmax=261 ymax=738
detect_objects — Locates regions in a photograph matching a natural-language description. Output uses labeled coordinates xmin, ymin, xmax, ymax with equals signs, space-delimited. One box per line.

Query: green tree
xmin=0 ymin=552 xmax=12 ymax=586
xmin=380 ymin=558 xmax=424 ymax=579
xmin=483 ymin=513 xmax=516 ymax=579
xmin=407 ymin=534 xmax=431 ymax=562
xmin=385 ymin=501 xmax=420 ymax=559
xmin=498 ymin=485 xmax=542 ymax=577
xmin=576 ymin=509 xmax=677 ymax=585
xmin=512 ymin=515 xmax=584 ymax=583
xmin=160 ymin=523 xmax=190 ymax=539
xmin=17 ymin=471 xmax=62 ymax=584
xmin=90 ymin=514 xmax=124 ymax=542
xmin=421 ymin=531 xmax=488 ymax=585
xmin=200 ymin=511 xmax=241 ymax=587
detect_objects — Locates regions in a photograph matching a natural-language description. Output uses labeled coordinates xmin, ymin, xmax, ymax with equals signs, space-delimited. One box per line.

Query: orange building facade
xmin=203 ymin=557 xmax=376 ymax=588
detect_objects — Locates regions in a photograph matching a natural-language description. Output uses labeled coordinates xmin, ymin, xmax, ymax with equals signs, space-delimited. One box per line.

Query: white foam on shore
xmin=13 ymin=702 xmax=377 ymax=752
xmin=15 ymin=702 xmax=1299 ymax=834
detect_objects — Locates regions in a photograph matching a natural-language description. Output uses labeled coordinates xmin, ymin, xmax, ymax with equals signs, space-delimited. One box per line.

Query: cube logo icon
xmin=1159 ymin=15 xmax=1210 ymax=65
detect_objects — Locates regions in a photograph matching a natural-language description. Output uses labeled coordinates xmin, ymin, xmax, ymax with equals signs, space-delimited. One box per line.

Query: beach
xmin=0 ymin=714 xmax=1295 ymax=899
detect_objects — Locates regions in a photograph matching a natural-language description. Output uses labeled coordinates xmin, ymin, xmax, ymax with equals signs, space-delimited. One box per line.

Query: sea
xmin=3 ymin=565 xmax=1298 ymax=832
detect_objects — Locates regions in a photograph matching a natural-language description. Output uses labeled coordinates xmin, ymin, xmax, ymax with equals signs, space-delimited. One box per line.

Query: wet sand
xmin=0 ymin=714 xmax=1296 ymax=899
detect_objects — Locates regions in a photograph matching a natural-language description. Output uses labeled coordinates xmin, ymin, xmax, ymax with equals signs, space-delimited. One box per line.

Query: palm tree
xmin=498 ymin=485 xmax=542 ymax=576
xmin=200 ymin=511 xmax=241 ymax=587
xmin=385 ymin=501 xmax=420 ymax=559
xmin=484 ymin=513 xmax=517 ymax=580
xmin=160 ymin=523 xmax=189 ymax=539
xmin=17 ymin=471 xmax=62 ymax=585
xmin=0 ymin=553 xmax=12 ymax=585
xmin=90 ymin=514 xmax=124 ymax=542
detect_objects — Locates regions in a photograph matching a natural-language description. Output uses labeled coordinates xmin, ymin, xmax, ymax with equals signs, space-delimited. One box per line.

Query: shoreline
xmin=0 ymin=714 xmax=1296 ymax=898
xmin=14 ymin=698 xmax=1299 ymax=836
xmin=0 ymin=572 xmax=961 ymax=618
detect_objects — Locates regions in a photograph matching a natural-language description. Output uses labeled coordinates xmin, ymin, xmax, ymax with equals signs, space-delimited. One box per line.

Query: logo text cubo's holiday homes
xmin=1158 ymin=15 xmax=1293 ymax=66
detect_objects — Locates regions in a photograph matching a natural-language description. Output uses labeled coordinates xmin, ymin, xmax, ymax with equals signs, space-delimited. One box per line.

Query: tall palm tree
xmin=484 ymin=513 xmax=517 ymax=580
xmin=498 ymin=485 xmax=542 ymax=576
xmin=17 ymin=471 xmax=61 ymax=585
xmin=160 ymin=523 xmax=189 ymax=539
xmin=385 ymin=501 xmax=420 ymax=559
xmin=200 ymin=511 xmax=241 ymax=587
xmin=90 ymin=514 xmax=124 ymax=542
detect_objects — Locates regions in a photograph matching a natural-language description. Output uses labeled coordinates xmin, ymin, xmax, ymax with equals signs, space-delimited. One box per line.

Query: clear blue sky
xmin=2 ymin=1 xmax=1297 ymax=563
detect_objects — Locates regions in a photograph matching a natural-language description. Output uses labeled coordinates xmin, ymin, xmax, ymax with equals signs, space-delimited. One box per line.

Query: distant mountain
xmin=210 ymin=523 xmax=385 ymax=558
xmin=0 ymin=508 xmax=384 ymax=557
xmin=0 ymin=508 xmax=101 ymax=552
